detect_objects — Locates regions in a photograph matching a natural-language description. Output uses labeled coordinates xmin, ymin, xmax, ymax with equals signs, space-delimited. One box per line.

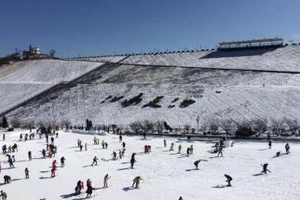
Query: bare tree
xmin=129 ymin=121 xmax=142 ymax=134
xmin=251 ymin=118 xmax=268 ymax=136
xmin=270 ymin=117 xmax=285 ymax=135
xmin=285 ymin=118 xmax=299 ymax=135
xmin=184 ymin=124 xmax=191 ymax=134
xmin=60 ymin=119 xmax=71 ymax=130
xmin=141 ymin=120 xmax=154 ymax=133
xmin=156 ymin=121 xmax=164 ymax=135
xmin=200 ymin=119 xmax=210 ymax=134
xmin=21 ymin=120 xmax=35 ymax=130
xmin=10 ymin=117 xmax=21 ymax=128
xmin=141 ymin=120 xmax=154 ymax=139
xmin=219 ymin=119 xmax=236 ymax=135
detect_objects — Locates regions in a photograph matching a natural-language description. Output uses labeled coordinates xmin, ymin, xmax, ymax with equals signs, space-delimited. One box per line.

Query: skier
xmin=132 ymin=176 xmax=142 ymax=188
xmin=60 ymin=156 xmax=66 ymax=167
xmin=101 ymin=140 xmax=105 ymax=149
xmin=91 ymin=156 xmax=98 ymax=166
xmin=3 ymin=175 xmax=11 ymax=184
xmin=104 ymin=142 xmax=108 ymax=149
xmin=169 ymin=143 xmax=174 ymax=151
xmin=20 ymin=133 xmax=23 ymax=141
xmin=112 ymin=151 xmax=117 ymax=160
xmin=261 ymin=163 xmax=271 ymax=174
xmin=28 ymin=151 xmax=32 ymax=160
xmin=276 ymin=151 xmax=281 ymax=157
xmin=103 ymin=174 xmax=111 ymax=188
xmin=86 ymin=180 xmax=93 ymax=198
xmin=178 ymin=197 xmax=183 ymax=200
xmin=121 ymin=148 xmax=126 ymax=157
xmin=190 ymin=145 xmax=194 ymax=154
xmin=178 ymin=145 xmax=182 ymax=154
xmin=285 ymin=143 xmax=290 ymax=154
xmin=194 ymin=159 xmax=201 ymax=170
xmin=42 ymin=149 xmax=46 ymax=158
xmin=186 ymin=147 xmax=190 ymax=156
xmin=217 ymin=145 xmax=224 ymax=157
xmin=164 ymin=139 xmax=167 ymax=147
xmin=224 ymin=174 xmax=232 ymax=187
xmin=25 ymin=168 xmax=29 ymax=179
xmin=130 ymin=153 xmax=136 ymax=169
xmin=268 ymin=140 xmax=272 ymax=149
xmin=51 ymin=167 xmax=56 ymax=177
xmin=119 ymin=135 xmax=123 ymax=143
xmin=75 ymin=180 xmax=84 ymax=194
xmin=122 ymin=142 xmax=126 ymax=149
xmin=119 ymin=150 xmax=122 ymax=159
xmin=0 ymin=190 xmax=7 ymax=200
xmin=52 ymin=160 xmax=57 ymax=169
xmin=8 ymin=157 xmax=14 ymax=168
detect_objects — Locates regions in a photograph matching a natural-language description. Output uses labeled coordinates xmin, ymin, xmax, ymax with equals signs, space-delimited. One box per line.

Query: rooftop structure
xmin=218 ymin=38 xmax=283 ymax=50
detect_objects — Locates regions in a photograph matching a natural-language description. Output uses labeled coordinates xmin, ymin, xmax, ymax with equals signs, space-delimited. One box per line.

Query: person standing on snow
xmin=169 ymin=143 xmax=174 ymax=151
xmin=25 ymin=168 xmax=29 ymax=179
xmin=130 ymin=153 xmax=136 ymax=169
xmin=268 ymin=140 xmax=272 ymax=149
xmin=60 ymin=156 xmax=66 ymax=167
xmin=103 ymin=174 xmax=111 ymax=188
xmin=132 ymin=176 xmax=142 ymax=188
xmin=285 ymin=143 xmax=290 ymax=154
xmin=178 ymin=145 xmax=182 ymax=154
xmin=86 ymin=180 xmax=93 ymax=198
xmin=91 ymin=156 xmax=99 ymax=166
xmin=164 ymin=139 xmax=167 ymax=147
xmin=261 ymin=163 xmax=271 ymax=174
xmin=28 ymin=151 xmax=32 ymax=160
xmin=0 ymin=190 xmax=7 ymax=200
xmin=217 ymin=145 xmax=224 ymax=157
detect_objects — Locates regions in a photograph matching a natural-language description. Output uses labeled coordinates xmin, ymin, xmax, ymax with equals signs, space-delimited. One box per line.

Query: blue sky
xmin=1 ymin=0 xmax=300 ymax=57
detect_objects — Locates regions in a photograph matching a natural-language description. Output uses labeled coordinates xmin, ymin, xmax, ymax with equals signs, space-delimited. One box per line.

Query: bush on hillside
xmin=121 ymin=93 xmax=143 ymax=107
xmin=235 ymin=120 xmax=255 ymax=137
xmin=110 ymin=96 xmax=124 ymax=102
xmin=179 ymin=99 xmax=195 ymax=108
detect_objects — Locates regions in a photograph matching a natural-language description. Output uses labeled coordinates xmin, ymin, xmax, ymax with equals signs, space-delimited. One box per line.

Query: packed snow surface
xmin=0 ymin=130 xmax=299 ymax=200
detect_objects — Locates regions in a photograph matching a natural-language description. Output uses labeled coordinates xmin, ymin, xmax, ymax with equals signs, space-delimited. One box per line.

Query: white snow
xmin=0 ymin=60 xmax=103 ymax=114
xmin=121 ymin=46 xmax=300 ymax=72
xmin=0 ymin=129 xmax=299 ymax=200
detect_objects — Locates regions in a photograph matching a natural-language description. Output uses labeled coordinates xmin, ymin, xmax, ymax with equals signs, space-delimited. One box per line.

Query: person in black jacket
xmin=130 ymin=153 xmax=136 ymax=169
xmin=224 ymin=174 xmax=232 ymax=186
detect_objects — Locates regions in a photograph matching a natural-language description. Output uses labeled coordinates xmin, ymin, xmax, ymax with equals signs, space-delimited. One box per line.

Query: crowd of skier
xmin=0 ymin=127 xmax=293 ymax=199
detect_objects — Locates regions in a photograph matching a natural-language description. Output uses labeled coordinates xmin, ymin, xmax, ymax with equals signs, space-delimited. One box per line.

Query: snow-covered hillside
xmin=0 ymin=60 xmax=103 ymax=84
xmin=6 ymin=63 xmax=300 ymax=127
xmin=121 ymin=46 xmax=300 ymax=72
xmin=2 ymin=46 xmax=300 ymax=127
xmin=0 ymin=129 xmax=299 ymax=200
xmin=0 ymin=60 xmax=103 ymax=114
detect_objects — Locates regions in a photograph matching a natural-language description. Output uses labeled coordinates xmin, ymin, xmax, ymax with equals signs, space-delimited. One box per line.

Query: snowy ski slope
xmin=0 ymin=130 xmax=299 ymax=200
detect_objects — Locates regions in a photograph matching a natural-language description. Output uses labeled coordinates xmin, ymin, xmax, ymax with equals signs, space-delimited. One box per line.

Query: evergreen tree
xmin=2 ymin=116 xmax=8 ymax=128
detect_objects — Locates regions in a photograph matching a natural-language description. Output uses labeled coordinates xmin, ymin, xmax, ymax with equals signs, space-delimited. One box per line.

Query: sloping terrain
xmin=120 ymin=46 xmax=300 ymax=72
xmin=0 ymin=60 xmax=103 ymax=114
xmin=5 ymin=60 xmax=300 ymax=127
